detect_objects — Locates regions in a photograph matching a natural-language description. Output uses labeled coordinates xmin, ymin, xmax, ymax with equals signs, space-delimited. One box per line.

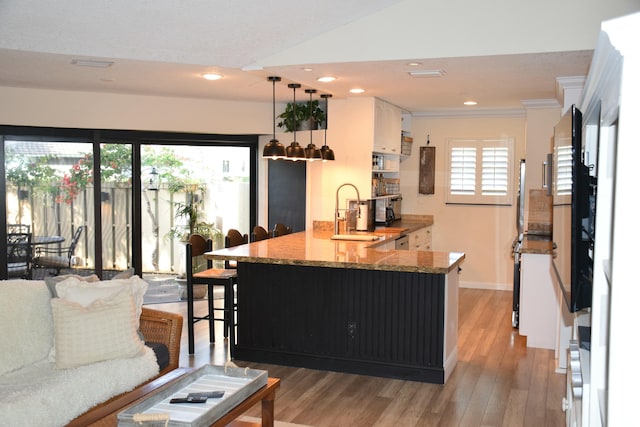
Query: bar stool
xmin=251 ymin=225 xmax=271 ymax=242
xmin=185 ymin=230 xmax=247 ymax=355
xmin=272 ymin=223 xmax=292 ymax=237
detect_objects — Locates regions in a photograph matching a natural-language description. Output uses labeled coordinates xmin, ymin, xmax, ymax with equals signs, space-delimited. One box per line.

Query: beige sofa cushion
xmin=0 ymin=280 xmax=53 ymax=376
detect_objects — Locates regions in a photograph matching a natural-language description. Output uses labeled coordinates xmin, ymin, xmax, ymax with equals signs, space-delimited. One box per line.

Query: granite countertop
xmin=520 ymin=233 xmax=555 ymax=255
xmin=206 ymin=221 xmax=464 ymax=274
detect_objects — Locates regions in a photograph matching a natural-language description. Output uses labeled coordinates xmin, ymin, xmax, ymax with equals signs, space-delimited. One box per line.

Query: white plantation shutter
xmin=481 ymin=147 xmax=509 ymax=196
xmin=447 ymin=137 xmax=514 ymax=205
xmin=450 ymin=147 xmax=476 ymax=195
xmin=556 ymin=145 xmax=573 ymax=196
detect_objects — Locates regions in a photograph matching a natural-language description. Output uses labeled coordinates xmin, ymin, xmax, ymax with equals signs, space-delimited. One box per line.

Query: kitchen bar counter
xmin=205 ymin=223 xmax=463 ymax=384
xmin=206 ymin=227 xmax=463 ymax=274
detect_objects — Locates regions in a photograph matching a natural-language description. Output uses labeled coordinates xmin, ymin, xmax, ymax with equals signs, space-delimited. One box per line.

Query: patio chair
xmin=33 ymin=226 xmax=85 ymax=276
xmin=7 ymin=232 xmax=33 ymax=279
xmin=7 ymin=224 xmax=31 ymax=234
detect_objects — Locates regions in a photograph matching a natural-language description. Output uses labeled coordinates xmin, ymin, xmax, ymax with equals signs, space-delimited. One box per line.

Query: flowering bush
xmin=56 ymin=154 xmax=93 ymax=204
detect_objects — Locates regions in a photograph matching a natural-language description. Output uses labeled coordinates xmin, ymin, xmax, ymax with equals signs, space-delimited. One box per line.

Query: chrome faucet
xmin=335 ymin=183 xmax=361 ymax=234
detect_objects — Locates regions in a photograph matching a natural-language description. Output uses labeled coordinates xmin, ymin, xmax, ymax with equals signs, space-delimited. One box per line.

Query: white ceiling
xmin=0 ymin=1 xmax=637 ymax=114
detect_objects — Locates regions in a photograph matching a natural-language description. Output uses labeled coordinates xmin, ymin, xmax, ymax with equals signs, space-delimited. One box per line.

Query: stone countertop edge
xmin=520 ymin=234 xmax=555 ymax=255
xmin=206 ymin=220 xmax=464 ymax=275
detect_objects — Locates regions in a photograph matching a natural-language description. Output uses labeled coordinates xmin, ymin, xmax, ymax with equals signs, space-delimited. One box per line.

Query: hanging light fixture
xmin=320 ymin=94 xmax=336 ymax=161
xmin=304 ymin=89 xmax=322 ymax=161
xmin=285 ymin=83 xmax=306 ymax=161
xmin=263 ymin=76 xmax=286 ymax=159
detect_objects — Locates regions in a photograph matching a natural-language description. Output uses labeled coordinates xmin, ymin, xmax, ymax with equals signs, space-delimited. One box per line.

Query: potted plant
xmin=277 ymin=99 xmax=325 ymax=132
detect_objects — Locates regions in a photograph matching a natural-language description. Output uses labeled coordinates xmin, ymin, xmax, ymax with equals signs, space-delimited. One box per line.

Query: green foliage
xmin=5 ymin=150 xmax=59 ymax=195
xmin=277 ymin=100 xmax=325 ymax=132
xmin=101 ymin=144 xmax=132 ymax=184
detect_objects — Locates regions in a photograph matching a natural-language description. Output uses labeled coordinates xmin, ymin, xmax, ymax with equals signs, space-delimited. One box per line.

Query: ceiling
xmin=0 ymin=0 xmax=632 ymax=114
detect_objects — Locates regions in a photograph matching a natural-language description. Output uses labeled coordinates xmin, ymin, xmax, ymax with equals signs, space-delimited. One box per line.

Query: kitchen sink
xmin=330 ymin=234 xmax=380 ymax=241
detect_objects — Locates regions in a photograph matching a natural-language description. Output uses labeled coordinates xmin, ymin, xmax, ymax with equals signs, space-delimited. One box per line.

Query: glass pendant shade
xmin=263 ymin=76 xmax=286 ymax=159
xmin=320 ymin=93 xmax=335 ymax=161
xmin=286 ymin=83 xmax=306 ymax=160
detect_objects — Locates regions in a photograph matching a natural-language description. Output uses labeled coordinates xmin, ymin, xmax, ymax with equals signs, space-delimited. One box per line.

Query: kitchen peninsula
xmin=206 ymin=223 xmax=465 ymax=384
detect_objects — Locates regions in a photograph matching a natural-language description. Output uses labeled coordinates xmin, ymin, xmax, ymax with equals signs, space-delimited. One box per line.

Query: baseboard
xmin=459 ymin=280 xmax=512 ymax=291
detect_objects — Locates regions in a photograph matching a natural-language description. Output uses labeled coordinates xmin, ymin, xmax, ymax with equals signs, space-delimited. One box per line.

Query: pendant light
xmin=320 ymin=94 xmax=336 ymax=161
xmin=285 ymin=83 xmax=306 ymax=161
xmin=262 ymin=76 xmax=286 ymax=159
xmin=304 ymin=89 xmax=322 ymax=161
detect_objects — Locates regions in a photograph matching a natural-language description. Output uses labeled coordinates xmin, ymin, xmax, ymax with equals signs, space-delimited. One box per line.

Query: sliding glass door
xmin=2 ymin=127 xmax=257 ymax=280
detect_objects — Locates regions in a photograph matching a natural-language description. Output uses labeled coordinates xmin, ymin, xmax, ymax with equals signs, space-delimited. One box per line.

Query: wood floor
xmin=147 ymin=288 xmax=566 ymax=427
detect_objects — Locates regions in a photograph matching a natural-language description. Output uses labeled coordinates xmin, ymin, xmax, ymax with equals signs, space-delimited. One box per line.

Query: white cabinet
xmin=407 ymin=226 xmax=432 ymax=251
xmin=519 ymin=253 xmax=560 ymax=350
xmin=373 ymin=99 xmax=402 ymax=154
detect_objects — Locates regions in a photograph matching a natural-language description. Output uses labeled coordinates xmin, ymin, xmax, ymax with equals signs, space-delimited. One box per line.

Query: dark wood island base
xmin=234 ymin=262 xmax=459 ymax=384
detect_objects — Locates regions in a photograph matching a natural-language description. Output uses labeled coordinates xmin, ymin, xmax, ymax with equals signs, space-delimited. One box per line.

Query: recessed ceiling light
xmin=317 ymin=76 xmax=336 ymax=83
xmin=350 ymin=88 xmax=365 ymax=94
xmin=464 ymin=100 xmax=478 ymax=106
xmin=71 ymin=59 xmax=114 ymax=68
xmin=302 ymin=67 xmax=313 ymax=72
xmin=202 ymin=73 xmax=222 ymax=81
xmin=407 ymin=62 xmax=422 ymax=66
xmin=408 ymin=69 xmax=444 ymax=78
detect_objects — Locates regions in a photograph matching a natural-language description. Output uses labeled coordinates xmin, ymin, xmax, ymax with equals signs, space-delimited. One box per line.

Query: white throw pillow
xmin=51 ymin=289 xmax=145 ymax=369
xmin=55 ymin=276 xmax=148 ymax=328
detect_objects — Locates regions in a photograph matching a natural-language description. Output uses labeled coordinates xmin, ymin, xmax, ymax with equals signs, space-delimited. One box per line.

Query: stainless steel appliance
xmin=511 ymin=159 xmax=526 ymax=328
xmin=390 ymin=195 xmax=402 ymax=220
xmin=375 ymin=195 xmax=397 ymax=226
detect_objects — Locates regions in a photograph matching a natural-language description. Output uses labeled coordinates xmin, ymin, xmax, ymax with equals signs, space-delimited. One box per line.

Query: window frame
xmin=445 ymin=137 xmax=515 ymax=205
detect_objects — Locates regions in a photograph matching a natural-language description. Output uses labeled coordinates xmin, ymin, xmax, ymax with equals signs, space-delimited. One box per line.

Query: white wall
xmin=0 ymin=86 xmax=272 ymax=134
xmin=400 ymin=115 xmax=527 ymax=289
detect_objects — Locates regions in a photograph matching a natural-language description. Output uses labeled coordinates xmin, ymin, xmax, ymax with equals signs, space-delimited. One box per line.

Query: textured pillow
xmin=51 ymin=289 xmax=145 ymax=369
xmin=55 ymin=276 xmax=148 ymax=328
xmin=45 ymin=274 xmax=100 ymax=297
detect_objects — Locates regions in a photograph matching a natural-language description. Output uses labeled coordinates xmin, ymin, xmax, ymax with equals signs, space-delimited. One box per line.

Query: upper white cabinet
xmin=373 ymin=99 xmax=402 ymax=154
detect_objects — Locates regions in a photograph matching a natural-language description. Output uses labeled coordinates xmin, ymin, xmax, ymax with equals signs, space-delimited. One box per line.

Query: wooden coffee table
xmin=212 ymin=377 xmax=280 ymax=427
xmin=67 ymin=368 xmax=280 ymax=427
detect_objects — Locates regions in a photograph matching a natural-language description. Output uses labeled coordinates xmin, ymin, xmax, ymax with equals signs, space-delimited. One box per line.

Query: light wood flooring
xmin=147 ymin=288 xmax=566 ymax=426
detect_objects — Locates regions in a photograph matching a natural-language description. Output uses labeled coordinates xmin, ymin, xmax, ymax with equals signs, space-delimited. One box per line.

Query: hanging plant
xmin=277 ymin=100 xmax=325 ymax=132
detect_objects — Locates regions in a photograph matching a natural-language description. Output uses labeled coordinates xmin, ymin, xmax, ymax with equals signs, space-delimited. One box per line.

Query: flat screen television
xmin=551 ymin=104 xmax=594 ymax=313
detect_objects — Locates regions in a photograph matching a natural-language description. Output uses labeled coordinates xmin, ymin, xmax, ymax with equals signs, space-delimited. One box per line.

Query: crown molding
xmin=412 ymin=107 xmax=525 ymax=119
xmin=521 ymin=99 xmax=561 ymax=109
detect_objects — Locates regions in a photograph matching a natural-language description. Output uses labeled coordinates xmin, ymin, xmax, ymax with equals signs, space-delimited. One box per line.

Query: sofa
xmin=0 ymin=277 xmax=183 ymax=427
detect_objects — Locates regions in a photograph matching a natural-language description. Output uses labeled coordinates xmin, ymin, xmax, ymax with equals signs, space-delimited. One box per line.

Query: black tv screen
xmin=551 ymin=105 xmax=594 ymax=313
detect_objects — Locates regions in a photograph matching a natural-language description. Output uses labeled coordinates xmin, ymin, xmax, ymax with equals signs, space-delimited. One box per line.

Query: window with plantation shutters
xmin=555 ymin=144 xmax=573 ymax=196
xmin=446 ymin=137 xmax=514 ymax=205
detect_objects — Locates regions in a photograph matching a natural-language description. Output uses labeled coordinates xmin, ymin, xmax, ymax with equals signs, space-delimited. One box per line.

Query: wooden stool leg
xmin=207 ymin=284 xmax=215 ymax=343
xmin=187 ymin=279 xmax=195 ymax=354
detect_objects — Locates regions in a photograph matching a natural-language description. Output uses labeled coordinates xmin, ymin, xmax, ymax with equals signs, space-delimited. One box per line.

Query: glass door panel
xmin=5 ymin=140 xmax=96 ymax=278
xmin=100 ymin=143 xmax=133 ymax=275
xmin=141 ymin=145 xmax=250 ymax=277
